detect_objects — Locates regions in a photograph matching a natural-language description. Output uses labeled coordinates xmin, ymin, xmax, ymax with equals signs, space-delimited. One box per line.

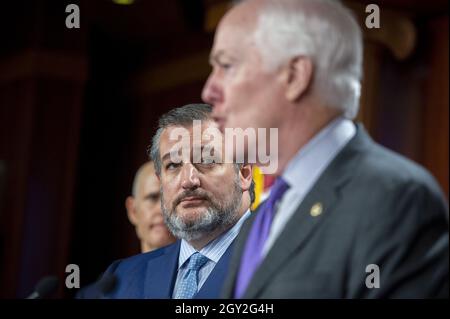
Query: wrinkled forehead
xmin=142 ymin=166 xmax=158 ymax=183
xmin=140 ymin=170 xmax=160 ymax=193
xmin=159 ymin=121 xmax=226 ymax=160
xmin=136 ymin=164 xmax=159 ymax=196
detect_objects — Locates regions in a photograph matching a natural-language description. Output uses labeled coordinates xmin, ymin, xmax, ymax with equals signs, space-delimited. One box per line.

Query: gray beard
xmin=161 ymin=180 xmax=243 ymax=242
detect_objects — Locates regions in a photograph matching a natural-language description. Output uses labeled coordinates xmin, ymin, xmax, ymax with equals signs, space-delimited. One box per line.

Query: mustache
xmin=173 ymin=189 xmax=212 ymax=208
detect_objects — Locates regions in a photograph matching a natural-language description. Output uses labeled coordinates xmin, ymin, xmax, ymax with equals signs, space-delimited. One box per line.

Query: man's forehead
xmin=220 ymin=0 xmax=260 ymax=29
xmin=137 ymin=167 xmax=159 ymax=195
xmin=212 ymin=7 xmax=259 ymax=57
xmin=159 ymin=122 xmax=226 ymax=164
xmin=160 ymin=122 xmax=222 ymax=147
xmin=137 ymin=163 xmax=156 ymax=182
xmin=142 ymin=173 xmax=159 ymax=190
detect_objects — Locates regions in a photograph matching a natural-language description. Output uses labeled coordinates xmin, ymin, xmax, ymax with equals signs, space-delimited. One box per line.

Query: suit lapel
xmin=220 ymin=213 xmax=257 ymax=298
xmin=242 ymin=125 xmax=369 ymax=298
xmin=243 ymin=178 xmax=342 ymax=298
xmin=144 ymin=241 xmax=180 ymax=298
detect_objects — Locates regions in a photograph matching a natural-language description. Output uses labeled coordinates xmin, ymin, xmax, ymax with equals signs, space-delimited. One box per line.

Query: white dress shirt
xmin=172 ymin=210 xmax=251 ymax=297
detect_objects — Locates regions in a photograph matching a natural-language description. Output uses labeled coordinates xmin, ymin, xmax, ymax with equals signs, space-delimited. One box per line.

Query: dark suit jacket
xmin=75 ymin=282 xmax=99 ymax=299
xmin=97 ymin=240 xmax=233 ymax=298
xmin=222 ymin=125 xmax=449 ymax=298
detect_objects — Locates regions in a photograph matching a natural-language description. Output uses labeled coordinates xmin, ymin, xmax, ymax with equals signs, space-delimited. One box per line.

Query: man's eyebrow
xmin=161 ymin=152 xmax=172 ymax=163
xmin=193 ymin=143 xmax=223 ymax=153
xmin=144 ymin=191 xmax=159 ymax=200
xmin=209 ymin=50 xmax=224 ymax=64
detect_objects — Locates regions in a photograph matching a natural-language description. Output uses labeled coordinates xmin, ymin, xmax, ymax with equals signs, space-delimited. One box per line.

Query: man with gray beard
xmin=99 ymin=104 xmax=254 ymax=299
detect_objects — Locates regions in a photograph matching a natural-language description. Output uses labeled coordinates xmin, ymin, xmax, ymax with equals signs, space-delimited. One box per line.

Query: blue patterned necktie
xmin=174 ymin=252 xmax=209 ymax=299
xmin=234 ymin=177 xmax=290 ymax=298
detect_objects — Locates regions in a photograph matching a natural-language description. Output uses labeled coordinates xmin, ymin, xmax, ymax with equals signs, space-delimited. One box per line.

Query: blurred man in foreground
xmin=76 ymin=161 xmax=176 ymax=298
xmin=202 ymin=0 xmax=449 ymax=298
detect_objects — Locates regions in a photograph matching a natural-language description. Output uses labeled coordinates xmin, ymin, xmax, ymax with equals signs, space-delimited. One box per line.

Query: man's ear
xmin=125 ymin=196 xmax=137 ymax=226
xmin=284 ymin=56 xmax=313 ymax=102
xmin=239 ymin=164 xmax=253 ymax=192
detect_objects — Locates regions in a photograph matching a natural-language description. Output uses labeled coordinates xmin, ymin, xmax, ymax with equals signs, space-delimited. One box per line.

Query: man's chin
xmin=175 ymin=207 xmax=209 ymax=223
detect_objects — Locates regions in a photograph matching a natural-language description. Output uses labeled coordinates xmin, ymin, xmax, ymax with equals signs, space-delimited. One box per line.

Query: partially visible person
xmin=99 ymin=104 xmax=254 ymax=299
xmin=126 ymin=161 xmax=176 ymax=253
xmin=202 ymin=0 xmax=448 ymax=298
xmin=76 ymin=162 xmax=176 ymax=298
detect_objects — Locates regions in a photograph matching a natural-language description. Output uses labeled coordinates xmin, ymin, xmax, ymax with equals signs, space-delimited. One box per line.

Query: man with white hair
xmin=202 ymin=0 xmax=448 ymax=298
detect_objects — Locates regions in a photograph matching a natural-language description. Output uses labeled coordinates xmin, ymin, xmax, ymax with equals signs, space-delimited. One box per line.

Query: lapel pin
xmin=310 ymin=202 xmax=323 ymax=217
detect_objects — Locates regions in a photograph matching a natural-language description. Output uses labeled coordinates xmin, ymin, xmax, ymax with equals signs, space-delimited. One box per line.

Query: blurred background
xmin=0 ymin=0 xmax=448 ymax=298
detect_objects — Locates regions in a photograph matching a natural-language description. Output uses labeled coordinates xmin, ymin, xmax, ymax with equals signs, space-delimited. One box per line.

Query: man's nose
xmin=202 ymin=73 xmax=222 ymax=106
xmin=180 ymin=164 xmax=201 ymax=190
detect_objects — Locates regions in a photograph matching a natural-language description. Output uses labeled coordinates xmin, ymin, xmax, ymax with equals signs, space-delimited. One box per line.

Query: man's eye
xmin=166 ymin=162 xmax=181 ymax=170
xmin=147 ymin=195 xmax=159 ymax=203
xmin=220 ymin=63 xmax=231 ymax=69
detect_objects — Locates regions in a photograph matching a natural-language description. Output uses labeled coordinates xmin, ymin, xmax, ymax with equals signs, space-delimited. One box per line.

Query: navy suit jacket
xmin=98 ymin=240 xmax=234 ymax=298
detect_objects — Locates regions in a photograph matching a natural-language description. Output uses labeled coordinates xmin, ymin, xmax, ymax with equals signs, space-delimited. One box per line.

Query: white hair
xmin=252 ymin=0 xmax=363 ymax=119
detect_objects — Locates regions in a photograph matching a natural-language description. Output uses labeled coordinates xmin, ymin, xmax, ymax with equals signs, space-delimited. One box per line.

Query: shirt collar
xmin=282 ymin=116 xmax=356 ymax=191
xmin=178 ymin=209 xmax=251 ymax=268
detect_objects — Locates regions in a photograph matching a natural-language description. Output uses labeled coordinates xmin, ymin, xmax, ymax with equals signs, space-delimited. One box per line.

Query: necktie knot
xmin=174 ymin=252 xmax=209 ymax=299
xmin=187 ymin=252 xmax=209 ymax=272
xmin=267 ymin=177 xmax=290 ymax=206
